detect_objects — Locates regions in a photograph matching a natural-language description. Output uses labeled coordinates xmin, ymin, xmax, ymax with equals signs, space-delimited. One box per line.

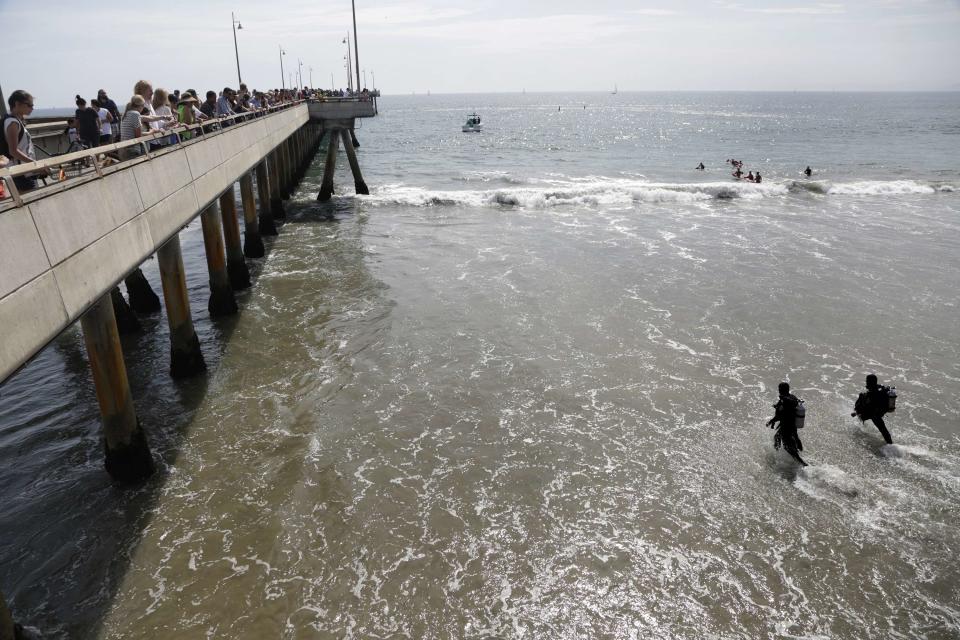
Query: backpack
xmin=1 ymin=116 xmax=26 ymax=160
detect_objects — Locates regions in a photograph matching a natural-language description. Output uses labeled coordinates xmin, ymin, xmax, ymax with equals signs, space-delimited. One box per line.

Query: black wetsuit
xmin=770 ymin=393 xmax=807 ymax=466
xmin=854 ymin=387 xmax=893 ymax=444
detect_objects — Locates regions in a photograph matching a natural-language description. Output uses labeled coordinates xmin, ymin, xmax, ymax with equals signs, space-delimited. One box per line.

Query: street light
xmin=231 ymin=12 xmax=243 ymax=87
xmin=309 ymin=66 xmax=313 ymax=89
xmin=279 ymin=46 xmax=286 ymax=90
xmin=371 ymin=70 xmax=376 ymax=91
xmin=363 ymin=69 xmax=367 ymax=90
xmin=351 ymin=0 xmax=361 ymax=94
xmin=342 ymin=35 xmax=353 ymax=92
xmin=298 ymin=58 xmax=303 ymax=89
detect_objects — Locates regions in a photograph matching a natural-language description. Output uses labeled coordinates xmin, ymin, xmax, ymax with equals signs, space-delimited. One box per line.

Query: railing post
xmin=199 ymin=202 xmax=239 ymax=317
xmin=80 ymin=293 xmax=154 ymax=482
xmin=219 ymin=189 xmax=251 ymax=290
xmin=157 ymin=235 xmax=206 ymax=378
xmin=240 ymin=173 xmax=264 ymax=257
xmin=255 ymin=161 xmax=278 ymax=235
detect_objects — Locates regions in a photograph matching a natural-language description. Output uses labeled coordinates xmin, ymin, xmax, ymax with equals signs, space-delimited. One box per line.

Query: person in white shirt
xmin=92 ymin=98 xmax=113 ymax=145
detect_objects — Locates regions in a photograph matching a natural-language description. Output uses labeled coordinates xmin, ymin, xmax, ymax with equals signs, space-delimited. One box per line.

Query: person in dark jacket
xmin=767 ymin=382 xmax=807 ymax=466
xmin=852 ymin=374 xmax=893 ymax=444
xmin=74 ymin=95 xmax=101 ymax=148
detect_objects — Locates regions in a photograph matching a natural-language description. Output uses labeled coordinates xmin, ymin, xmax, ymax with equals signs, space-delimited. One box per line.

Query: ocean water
xmin=1 ymin=92 xmax=959 ymax=639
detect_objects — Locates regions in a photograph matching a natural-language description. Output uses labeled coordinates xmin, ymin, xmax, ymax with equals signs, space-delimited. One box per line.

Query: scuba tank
xmin=887 ymin=386 xmax=897 ymax=412
xmin=794 ymin=400 xmax=806 ymax=429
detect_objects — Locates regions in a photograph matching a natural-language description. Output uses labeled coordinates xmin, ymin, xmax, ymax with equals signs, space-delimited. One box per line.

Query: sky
xmin=1 ymin=0 xmax=959 ymax=108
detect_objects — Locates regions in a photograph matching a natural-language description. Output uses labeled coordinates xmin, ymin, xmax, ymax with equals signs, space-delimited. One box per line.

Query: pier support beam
xmin=318 ymin=131 xmax=339 ymax=202
xmin=80 ymin=293 xmax=154 ymax=482
xmin=157 ymin=236 xmax=206 ymax=378
xmin=269 ymin=152 xmax=286 ymax=220
xmin=111 ymin=287 xmax=141 ymax=335
xmin=350 ymin=129 xmax=360 ymax=148
xmin=124 ymin=267 xmax=161 ymax=314
xmin=341 ymin=129 xmax=369 ymax=195
xmin=282 ymin=139 xmax=295 ymax=197
xmin=255 ymin=162 xmax=278 ymax=236
xmin=1 ymin=589 xmax=16 ymax=640
xmin=219 ymin=190 xmax=251 ymax=290
xmin=240 ymin=173 xmax=264 ymax=258
xmin=200 ymin=202 xmax=239 ymax=317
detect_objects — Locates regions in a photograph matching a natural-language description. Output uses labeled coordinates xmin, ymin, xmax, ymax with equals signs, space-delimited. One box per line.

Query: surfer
xmin=851 ymin=374 xmax=894 ymax=445
xmin=767 ymin=382 xmax=808 ymax=466
xmin=755 ymin=171 xmax=762 ymax=183
xmin=746 ymin=171 xmax=755 ymax=182
xmin=696 ymin=162 xmax=705 ymax=170
xmin=733 ymin=167 xmax=743 ymax=179
xmin=804 ymin=166 xmax=812 ymax=177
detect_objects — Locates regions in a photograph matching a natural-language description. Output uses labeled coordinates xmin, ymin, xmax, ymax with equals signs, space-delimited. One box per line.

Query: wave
xmin=361 ymin=178 xmax=955 ymax=210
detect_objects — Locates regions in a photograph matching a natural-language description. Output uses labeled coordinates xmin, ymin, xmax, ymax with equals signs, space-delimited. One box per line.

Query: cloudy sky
xmin=2 ymin=0 xmax=958 ymax=107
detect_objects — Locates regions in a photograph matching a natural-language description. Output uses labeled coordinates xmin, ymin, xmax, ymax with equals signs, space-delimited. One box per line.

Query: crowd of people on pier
xmin=2 ymin=81 xmax=376 ymax=196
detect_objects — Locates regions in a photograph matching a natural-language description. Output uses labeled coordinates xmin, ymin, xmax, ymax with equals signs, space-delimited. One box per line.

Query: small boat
xmin=462 ymin=113 xmax=483 ymax=133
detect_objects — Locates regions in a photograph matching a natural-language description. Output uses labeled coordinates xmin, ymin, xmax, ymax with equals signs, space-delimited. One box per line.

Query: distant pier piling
xmin=200 ymin=202 xmax=239 ymax=317
xmin=157 ymin=235 xmax=206 ymax=378
xmin=111 ymin=287 xmax=142 ymax=335
xmin=255 ymin=161 xmax=278 ymax=236
xmin=240 ymin=173 xmax=264 ymax=258
xmin=219 ymin=190 xmax=252 ymax=290
xmin=80 ymin=293 xmax=154 ymax=482
xmin=1 ymin=589 xmax=16 ymax=640
xmin=341 ymin=129 xmax=369 ymax=195
xmin=269 ymin=151 xmax=286 ymax=219
xmin=124 ymin=267 xmax=161 ymax=314
xmin=318 ymin=131 xmax=339 ymax=202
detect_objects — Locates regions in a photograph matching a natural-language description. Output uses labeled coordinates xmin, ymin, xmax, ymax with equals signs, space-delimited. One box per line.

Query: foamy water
xmin=1 ymin=92 xmax=958 ymax=639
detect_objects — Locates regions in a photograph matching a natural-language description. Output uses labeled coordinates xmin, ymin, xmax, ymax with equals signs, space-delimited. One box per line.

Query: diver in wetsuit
xmin=767 ymin=382 xmax=808 ymax=466
xmin=851 ymin=374 xmax=894 ymax=444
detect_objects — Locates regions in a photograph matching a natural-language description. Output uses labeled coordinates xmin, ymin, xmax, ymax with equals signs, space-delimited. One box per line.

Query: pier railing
xmin=0 ymin=100 xmax=305 ymax=211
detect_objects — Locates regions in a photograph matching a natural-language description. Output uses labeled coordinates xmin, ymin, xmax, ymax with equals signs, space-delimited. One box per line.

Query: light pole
xmin=330 ymin=73 xmax=335 ymax=90
xmin=371 ymin=70 xmax=375 ymax=91
xmin=231 ymin=12 xmax=243 ymax=87
xmin=279 ymin=46 xmax=286 ymax=90
xmin=309 ymin=66 xmax=313 ymax=89
xmin=351 ymin=0 xmax=361 ymax=94
xmin=362 ymin=69 xmax=367 ymax=89
xmin=342 ymin=36 xmax=353 ymax=92
xmin=297 ymin=58 xmax=303 ymax=89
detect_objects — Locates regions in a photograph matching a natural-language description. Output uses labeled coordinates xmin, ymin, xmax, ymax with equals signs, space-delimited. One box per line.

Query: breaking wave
xmin=362 ymin=178 xmax=955 ymax=209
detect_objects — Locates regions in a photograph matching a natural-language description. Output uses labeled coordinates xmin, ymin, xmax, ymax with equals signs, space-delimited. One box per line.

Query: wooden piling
xmin=124 ymin=267 xmax=161 ymax=314
xmin=240 ymin=173 xmax=264 ymax=257
xmin=255 ymin=161 xmax=278 ymax=236
xmin=341 ymin=129 xmax=369 ymax=195
xmin=157 ymin=235 xmax=206 ymax=378
xmin=199 ymin=202 xmax=239 ymax=317
xmin=219 ymin=190 xmax=251 ymax=290
xmin=1 ymin=589 xmax=15 ymax=640
xmin=269 ymin=151 xmax=286 ymax=219
xmin=282 ymin=138 xmax=295 ymax=196
xmin=318 ymin=130 xmax=339 ymax=202
xmin=111 ymin=287 xmax=141 ymax=335
xmin=350 ymin=128 xmax=360 ymax=148
xmin=80 ymin=293 xmax=154 ymax=482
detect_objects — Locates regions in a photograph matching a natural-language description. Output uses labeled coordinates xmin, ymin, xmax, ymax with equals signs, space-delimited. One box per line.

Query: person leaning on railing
xmin=2 ymin=90 xmax=50 ymax=193
xmin=119 ymin=95 xmax=146 ymax=160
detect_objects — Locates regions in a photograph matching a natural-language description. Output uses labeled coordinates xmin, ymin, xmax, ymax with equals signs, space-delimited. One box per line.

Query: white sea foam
xmin=361 ymin=177 xmax=950 ymax=210
xmin=826 ymin=180 xmax=937 ymax=196
xmin=795 ymin=464 xmax=861 ymax=499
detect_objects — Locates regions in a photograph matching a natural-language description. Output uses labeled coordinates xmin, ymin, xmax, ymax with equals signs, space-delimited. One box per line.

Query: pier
xmin=0 ymin=96 xmax=377 ymax=474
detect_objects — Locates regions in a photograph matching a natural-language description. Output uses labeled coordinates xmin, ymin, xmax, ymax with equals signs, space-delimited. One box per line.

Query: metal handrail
xmin=0 ymin=100 xmax=306 ymax=209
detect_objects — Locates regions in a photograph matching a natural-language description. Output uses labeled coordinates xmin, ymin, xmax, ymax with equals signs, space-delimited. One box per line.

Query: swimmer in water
xmin=804 ymin=166 xmax=812 ymax=177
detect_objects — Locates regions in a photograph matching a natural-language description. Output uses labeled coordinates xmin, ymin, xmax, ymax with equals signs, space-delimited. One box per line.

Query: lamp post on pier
xmin=309 ymin=66 xmax=313 ymax=89
xmin=351 ymin=0 xmax=361 ymax=94
xmin=371 ymin=70 xmax=375 ymax=91
xmin=342 ymin=35 xmax=353 ymax=91
xmin=231 ymin=12 xmax=243 ymax=87
xmin=279 ymin=46 xmax=286 ymax=90
xmin=298 ymin=58 xmax=304 ymax=90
